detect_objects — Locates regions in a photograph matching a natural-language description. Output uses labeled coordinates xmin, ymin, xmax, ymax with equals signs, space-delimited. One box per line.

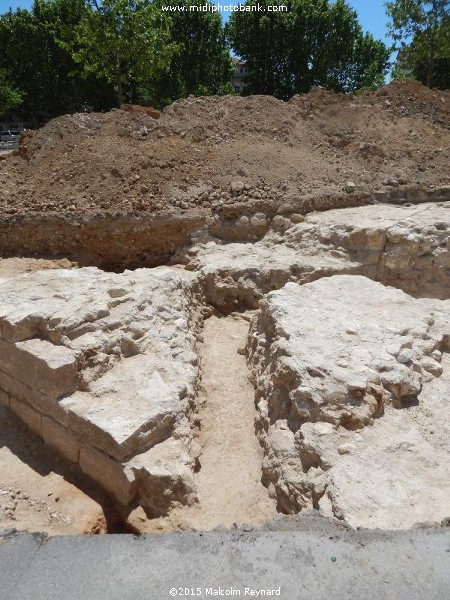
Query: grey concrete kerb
xmin=0 ymin=528 xmax=449 ymax=600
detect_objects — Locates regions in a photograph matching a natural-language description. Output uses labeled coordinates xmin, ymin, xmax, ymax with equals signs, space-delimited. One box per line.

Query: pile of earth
xmin=0 ymin=81 xmax=448 ymax=218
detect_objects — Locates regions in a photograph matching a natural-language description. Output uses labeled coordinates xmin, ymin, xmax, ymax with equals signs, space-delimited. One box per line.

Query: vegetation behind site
xmin=0 ymin=0 xmax=448 ymax=122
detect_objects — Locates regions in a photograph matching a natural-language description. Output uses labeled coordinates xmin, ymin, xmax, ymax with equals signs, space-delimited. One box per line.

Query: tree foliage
xmin=0 ymin=0 xmax=116 ymax=119
xmin=141 ymin=0 xmax=234 ymax=107
xmin=414 ymin=54 xmax=450 ymax=87
xmin=0 ymin=69 xmax=22 ymax=115
xmin=0 ymin=0 xmax=393 ymax=120
xmin=386 ymin=0 xmax=450 ymax=87
xmin=0 ymin=0 xmax=235 ymax=115
xmin=226 ymin=0 xmax=390 ymax=99
xmin=72 ymin=0 xmax=173 ymax=106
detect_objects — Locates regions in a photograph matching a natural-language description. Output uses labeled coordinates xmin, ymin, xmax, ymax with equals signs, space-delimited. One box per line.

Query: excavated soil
xmin=0 ymin=81 xmax=450 ymax=536
xmin=2 ymin=80 xmax=449 ymax=217
xmin=0 ymin=81 xmax=449 ymax=269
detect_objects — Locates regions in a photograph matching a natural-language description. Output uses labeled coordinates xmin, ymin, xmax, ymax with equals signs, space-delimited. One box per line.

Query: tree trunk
xmin=427 ymin=4 xmax=436 ymax=88
xmin=427 ymin=57 xmax=434 ymax=87
xmin=117 ymin=74 xmax=124 ymax=107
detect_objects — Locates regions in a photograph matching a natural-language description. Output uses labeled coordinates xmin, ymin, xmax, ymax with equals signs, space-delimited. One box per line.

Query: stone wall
xmin=0 ymin=266 xmax=203 ymax=516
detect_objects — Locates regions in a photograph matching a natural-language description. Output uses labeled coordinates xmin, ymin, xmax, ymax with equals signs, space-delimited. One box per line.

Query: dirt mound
xmin=120 ymin=103 xmax=161 ymax=119
xmin=288 ymin=87 xmax=348 ymax=112
xmin=0 ymin=81 xmax=448 ymax=222
xmin=373 ymin=80 xmax=450 ymax=125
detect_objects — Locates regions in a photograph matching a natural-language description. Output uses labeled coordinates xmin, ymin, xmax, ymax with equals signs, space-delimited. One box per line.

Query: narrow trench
xmin=0 ymin=256 xmax=277 ymax=535
xmin=135 ymin=311 xmax=276 ymax=533
xmin=193 ymin=313 xmax=276 ymax=529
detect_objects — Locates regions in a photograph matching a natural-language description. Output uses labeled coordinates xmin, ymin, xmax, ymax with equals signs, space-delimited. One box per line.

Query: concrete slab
xmin=0 ymin=528 xmax=449 ymax=600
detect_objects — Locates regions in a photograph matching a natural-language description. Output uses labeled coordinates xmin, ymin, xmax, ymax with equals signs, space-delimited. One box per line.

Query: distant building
xmin=395 ymin=49 xmax=413 ymax=79
xmin=232 ymin=57 xmax=246 ymax=95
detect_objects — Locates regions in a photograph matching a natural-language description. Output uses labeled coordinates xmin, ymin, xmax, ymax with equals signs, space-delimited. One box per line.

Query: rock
xmin=420 ymin=356 xmax=443 ymax=377
xmin=237 ymin=166 xmax=250 ymax=178
xmin=344 ymin=181 xmax=356 ymax=193
xmin=179 ymin=236 xmax=358 ymax=311
xmin=0 ymin=266 xmax=204 ymax=513
xmin=337 ymin=444 xmax=356 ymax=455
xmin=271 ymin=215 xmax=291 ymax=230
xmin=294 ymin=202 xmax=450 ymax=299
xmin=246 ymin=274 xmax=450 ymax=524
xmin=230 ymin=181 xmax=245 ymax=196
xmin=383 ymin=178 xmax=399 ymax=187
xmin=290 ymin=213 xmax=305 ymax=223
xmin=250 ymin=213 xmax=267 ymax=227
xmin=131 ymin=438 xmax=197 ymax=517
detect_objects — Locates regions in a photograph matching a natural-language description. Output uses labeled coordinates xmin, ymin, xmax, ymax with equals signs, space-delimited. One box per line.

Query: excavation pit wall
xmin=244 ymin=276 xmax=450 ymax=528
xmin=1 ymin=194 xmax=450 ymax=529
xmin=1 ymin=186 xmax=448 ymax=271
xmin=177 ymin=196 xmax=450 ymax=312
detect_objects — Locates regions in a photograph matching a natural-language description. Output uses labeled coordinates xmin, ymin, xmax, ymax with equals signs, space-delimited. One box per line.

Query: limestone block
xmin=42 ymin=416 xmax=80 ymax=463
xmin=131 ymin=438 xmax=197 ymax=517
xmin=60 ymin=356 xmax=181 ymax=460
xmin=0 ymin=368 xmax=69 ymax=426
xmin=0 ymin=338 xmax=77 ymax=398
xmin=10 ymin=397 xmax=42 ymax=437
xmin=79 ymin=446 xmax=137 ymax=506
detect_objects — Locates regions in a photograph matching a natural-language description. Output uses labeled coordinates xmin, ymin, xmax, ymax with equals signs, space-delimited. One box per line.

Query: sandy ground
xmin=0 ymin=405 xmax=108 ymax=535
xmin=195 ymin=314 xmax=275 ymax=526
xmin=0 ymin=257 xmax=76 ymax=279
xmin=129 ymin=314 xmax=276 ymax=532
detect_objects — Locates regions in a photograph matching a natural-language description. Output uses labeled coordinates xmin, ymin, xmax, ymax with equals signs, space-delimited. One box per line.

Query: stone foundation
xmin=0 ymin=266 xmax=203 ymax=516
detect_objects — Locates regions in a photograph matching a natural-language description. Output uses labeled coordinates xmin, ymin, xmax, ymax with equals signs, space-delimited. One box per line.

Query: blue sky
xmin=0 ymin=0 xmax=392 ymax=46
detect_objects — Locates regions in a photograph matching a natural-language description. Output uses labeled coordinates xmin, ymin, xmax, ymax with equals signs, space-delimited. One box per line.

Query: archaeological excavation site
xmin=0 ymin=81 xmax=450 ymax=536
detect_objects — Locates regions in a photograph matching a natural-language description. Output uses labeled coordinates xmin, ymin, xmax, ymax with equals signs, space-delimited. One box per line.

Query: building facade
xmin=232 ymin=58 xmax=246 ymax=95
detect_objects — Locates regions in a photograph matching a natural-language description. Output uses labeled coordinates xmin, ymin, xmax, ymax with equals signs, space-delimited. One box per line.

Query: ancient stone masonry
xmin=0 ymin=266 xmax=204 ymax=516
xmin=177 ymin=199 xmax=450 ymax=311
xmin=1 ymin=200 xmax=450 ymax=530
xmin=286 ymin=201 xmax=450 ymax=299
xmin=246 ymin=275 xmax=450 ymax=527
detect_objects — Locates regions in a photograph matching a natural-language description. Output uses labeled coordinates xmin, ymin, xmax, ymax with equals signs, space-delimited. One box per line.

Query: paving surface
xmin=0 ymin=527 xmax=449 ymax=600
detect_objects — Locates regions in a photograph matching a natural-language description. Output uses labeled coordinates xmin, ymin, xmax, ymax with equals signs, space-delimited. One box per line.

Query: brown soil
xmin=0 ymin=81 xmax=448 ymax=220
xmin=0 ymin=404 xmax=107 ymax=535
xmin=0 ymin=257 xmax=77 ymax=279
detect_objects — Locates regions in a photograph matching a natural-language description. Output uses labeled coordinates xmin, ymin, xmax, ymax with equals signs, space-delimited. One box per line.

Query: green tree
xmin=72 ymin=0 xmax=173 ymax=106
xmin=386 ymin=0 xmax=450 ymax=87
xmin=141 ymin=0 xmax=233 ymax=107
xmin=226 ymin=0 xmax=389 ymax=99
xmin=330 ymin=32 xmax=390 ymax=92
xmin=0 ymin=69 xmax=22 ymax=115
xmin=414 ymin=54 xmax=450 ymax=87
xmin=0 ymin=1 xmax=116 ymax=119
